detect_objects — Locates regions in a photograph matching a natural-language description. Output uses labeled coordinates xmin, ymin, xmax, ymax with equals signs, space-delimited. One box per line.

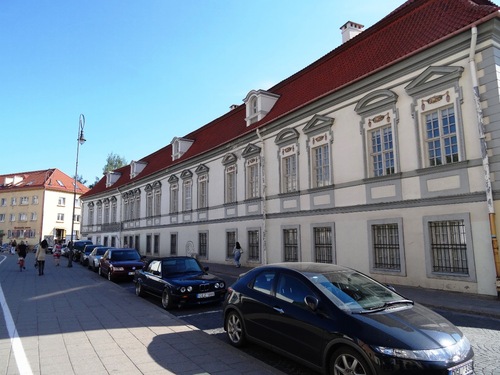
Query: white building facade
xmin=81 ymin=0 xmax=500 ymax=296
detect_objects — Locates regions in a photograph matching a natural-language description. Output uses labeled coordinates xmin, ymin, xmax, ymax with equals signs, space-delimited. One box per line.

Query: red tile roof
xmin=0 ymin=169 xmax=89 ymax=194
xmin=83 ymin=0 xmax=499 ymax=198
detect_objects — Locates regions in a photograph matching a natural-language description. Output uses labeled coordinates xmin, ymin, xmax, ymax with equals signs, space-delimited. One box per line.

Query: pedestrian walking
xmin=232 ymin=241 xmax=243 ymax=268
xmin=10 ymin=239 xmax=17 ymax=255
xmin=36 ymin=240 xmax=48 ymax=276
xmin=16 ymin=241 xmax=27 ymax=271
xmin=67 ymin=241 xmax=74 ymax=268
xmin=53 ymin=241 xmax=62 ymax=266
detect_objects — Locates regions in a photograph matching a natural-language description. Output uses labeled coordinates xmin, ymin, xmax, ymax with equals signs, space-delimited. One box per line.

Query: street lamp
xmin=70 ymin=114 xmax=86 ymax=245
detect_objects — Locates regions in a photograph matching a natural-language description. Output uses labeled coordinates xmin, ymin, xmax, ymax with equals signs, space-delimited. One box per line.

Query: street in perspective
xmin=1 ymin=253 xmax=499 ymax=375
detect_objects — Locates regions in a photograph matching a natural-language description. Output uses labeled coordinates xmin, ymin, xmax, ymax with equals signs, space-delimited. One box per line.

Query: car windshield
xmin=162 ymin=258 xmax=203 ymax=275
xmin=111 ymin=250 xmax=140 ymax=261
xmin=96 ymin=248 xmax=107 ymax=255
xmin=306 ymin=270 xmax=411 ymax=313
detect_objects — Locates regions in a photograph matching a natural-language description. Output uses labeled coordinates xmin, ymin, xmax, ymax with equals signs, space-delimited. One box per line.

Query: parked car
xmin=134 ymin=256 xmax=227 ymax=310
xmin=99 ymin=248 xmax=144 ymax=281
xmin=71 ymin=240 xmax=93 ymax=262
xmin=223 ymin=262 xmax=474 ymax=375
xmin=80 ymin=244 xmax=100 ymax=267
xmin=87 ymin=246 xmax=113 ymax=272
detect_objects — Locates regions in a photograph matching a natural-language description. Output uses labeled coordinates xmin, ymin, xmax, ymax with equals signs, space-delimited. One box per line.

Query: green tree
xmin=103 ymin=152 xmax=127 ymax=174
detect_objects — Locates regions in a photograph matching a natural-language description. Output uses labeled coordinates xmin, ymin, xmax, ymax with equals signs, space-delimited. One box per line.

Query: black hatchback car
xmin=223 ymin=263 xmax=473 ymax=375
xmin=134 ymin=256 xmax=226 ymax=310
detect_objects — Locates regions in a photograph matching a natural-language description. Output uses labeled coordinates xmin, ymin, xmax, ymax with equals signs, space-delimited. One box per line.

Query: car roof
xmin=258 ymin=262 xmax=352 ymax=274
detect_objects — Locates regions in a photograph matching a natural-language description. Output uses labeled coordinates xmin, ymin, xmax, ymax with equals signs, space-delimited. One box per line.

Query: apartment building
xmin=0 ymin=169 xmax=89 ymax=248
xmin=81 ymin=0 xmax=500 ymax=296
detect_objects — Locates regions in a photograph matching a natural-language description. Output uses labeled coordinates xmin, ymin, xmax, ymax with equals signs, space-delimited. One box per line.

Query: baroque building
xmin=0 ymin=169 xmax=89 ymax=248
xmin=81 ymin=0 xmax=500 ymax=296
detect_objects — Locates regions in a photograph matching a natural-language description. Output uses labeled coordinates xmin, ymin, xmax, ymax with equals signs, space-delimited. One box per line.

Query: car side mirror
xmin=305 ymin=295 xmax=319 ymax=311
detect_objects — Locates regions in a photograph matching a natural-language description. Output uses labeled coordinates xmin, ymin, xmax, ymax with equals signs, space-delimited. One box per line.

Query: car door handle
xmin=273 ymin=306 xmax=284 ymax=314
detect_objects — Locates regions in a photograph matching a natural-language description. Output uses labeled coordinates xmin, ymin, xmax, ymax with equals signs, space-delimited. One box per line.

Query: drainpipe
xmin=469 ymin=26 xmax=500 ymax=296
xmin=256 ymin=128 xmax=268 ymax=264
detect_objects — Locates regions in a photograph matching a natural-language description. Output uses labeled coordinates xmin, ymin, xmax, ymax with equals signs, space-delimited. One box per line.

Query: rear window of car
xmin=111 ymin=250 xmax=140 ymax=261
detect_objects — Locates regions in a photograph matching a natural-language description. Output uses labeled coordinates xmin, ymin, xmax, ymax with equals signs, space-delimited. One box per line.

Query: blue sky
xmin=1 ymin=0 xmax=405 ymax=185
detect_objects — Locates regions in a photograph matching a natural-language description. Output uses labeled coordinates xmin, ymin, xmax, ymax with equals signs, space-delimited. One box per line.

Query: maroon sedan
xmin=99 ymin=248 xmax=144 ymax=281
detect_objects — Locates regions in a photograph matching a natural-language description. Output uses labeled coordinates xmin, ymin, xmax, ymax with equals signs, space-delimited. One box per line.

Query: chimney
xmin=340 ymin=21 xmax=364 ymax=43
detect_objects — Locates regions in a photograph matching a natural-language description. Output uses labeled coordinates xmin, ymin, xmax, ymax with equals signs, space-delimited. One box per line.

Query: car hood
xmin=168 ymin=272 xmax=221 ymax=284
xmin=110 ymin=260 xmax=144 ymax=267
xmin=351 ymin=303 xmax=464 ymax=350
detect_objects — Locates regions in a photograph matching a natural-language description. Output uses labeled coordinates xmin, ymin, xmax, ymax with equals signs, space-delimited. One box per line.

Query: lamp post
xmin=70 ymin=114 xmax=86 ymax=245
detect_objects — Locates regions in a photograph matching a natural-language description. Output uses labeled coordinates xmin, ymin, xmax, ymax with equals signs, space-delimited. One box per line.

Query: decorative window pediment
xmin=168 ymin=175 xmax=179 ymax=184
xmin=130 ymin=160 xmax=147 ymax=179
xmin=303 ymin=115 xmax=335 ymax=136
xmin=275 ymin=128 xmax=299 ymax=146
xmin=180 ymin=170 xmax=193 ymax=180
xmin=405 ymin=66 xmax=464 ymax=97
xmin=222 ymin=153 xmax=237 ymax=166
xmin=171 ymin=137 xmax=194 ymax=161
xmin=243 ymin=89 xmax=280 ymax=126
xmin=195 ymin=164 xmax=209 ymax=175
xmin=355 ymin=89 xmax=398 ymax=116
xmin=242 ymin=144 xmax=261 ymax=158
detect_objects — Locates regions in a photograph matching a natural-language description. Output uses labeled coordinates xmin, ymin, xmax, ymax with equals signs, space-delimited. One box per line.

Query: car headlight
xmin=214 ymin=282 xmax=225 ymax=289
xmin=180 ymin=286 xmax=193 ymax=293
xmin=373 ymin=336 xmax=471 ymax=362
xmin=111 ymin=266 xmax=124 ymax=271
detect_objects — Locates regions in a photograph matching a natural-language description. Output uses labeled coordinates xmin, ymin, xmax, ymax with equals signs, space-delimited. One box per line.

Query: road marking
xmin=0 ymin=268 xmax=34 ymax=374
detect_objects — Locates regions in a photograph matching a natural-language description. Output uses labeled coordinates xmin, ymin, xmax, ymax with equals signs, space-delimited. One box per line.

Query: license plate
xmin=448 ymin=360 xmax=473 ymax=375
xmin=197 ymin=292 xmax=215 ymax=298
xmin=128 ymin=271 xmax=135 ymax=275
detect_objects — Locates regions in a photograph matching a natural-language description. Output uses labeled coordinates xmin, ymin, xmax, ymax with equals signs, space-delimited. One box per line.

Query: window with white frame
xmin=182 ymin=179 xmax=192 ymax=211
xmin=154 ymin=185 xmax=161 ymax=216
xmin=146 ymin=186 xmax=154 ymax=218
xmin=146 ymin=234 xmax=152 ymax=254
xmin=355 ymin=90 xmax=399 ymax=178
xmin=75 ymin=198 xmax=81 ymax=208
xmin=96 ymin=201 xmax=103 ymax=224
xmin=20 ymin=196 xmax=29 ymax=205
xmin=11 ymin=197 xmax=16 ymax=206
xmin=424 ymin=106 xmax=458 ymax=166
xmin=283 ymin=228 xmax=299 ymax=262
xmin=57 ymin=213 xmax=64 ymax=221
xmin=312 ymin=144 xmax=330 ymax=188
xmin=1 ymin=198 xmax=6 ymax=206
xmin=275 ymin=129 xmax=300 ymax=193
xmin=134 ymin=193 xmax=141 ymax=220
xmin=198 ymin=174 xmax=208 ymax=209
xmin=405 ymin=66 xmax=465 ymax=169
xmin=225 ymin=165 xmax=237 ymax=203
xmin=170 ymin=182 xmax=179 ymax=213
xmin=111 ymin=197 xmax=117 ymax=223
xmin=103 ymin=199 xmax=110 ymax=224
xmin=199 ymin=231 xmax=208 ymax=258
xmin=154 ymin=234 xmax=160 ymax=255
xmin=314 ymin=226 xmax=333 ymax=263
xmin=19 ymin=213 xmax=28 ymax=222
xmin=429 ymin=220 xmax=468 ymax=274
xmin=0 ymin=214 xmax=5 ymax=222
xmin=10 ymin=214 xmax=15 ymax=222
xmin=371 ymin=223 xmax=401 ymax=270
xmin=170 ymin=233 xmax=177 ymax=255
xmin=303 ymin=115 xmax=334 ymax=189
xmin=58 ymin=197 xmax=66 ymax=206
xmin=226 ymin=230 xmax=236 ymax=259
xmin=31 ymin=212 xmax=37 ymax=221
xmin=248 ymin=229 xmax=260 ymax=261
xmin=88 ymin=203 xmax=94 ymax=226
xmin=32 ymin=195 xmax=38 ymax=205
xmin=246 ymin=157 xmax=260 ymax=199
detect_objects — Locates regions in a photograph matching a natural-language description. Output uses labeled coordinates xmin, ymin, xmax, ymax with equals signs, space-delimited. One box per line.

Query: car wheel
xmin=161 ymin=289 xmax=174 ymax=310
xmin=135 ymin=281 xmax=144 ymax=297
xmin=330 ymin=347 xmax=372 ymax=375
xmin=226 ymin=310 xmax=246 ymax=347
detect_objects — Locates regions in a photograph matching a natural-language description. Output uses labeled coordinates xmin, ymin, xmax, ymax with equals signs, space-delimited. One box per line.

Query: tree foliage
xmin=103 ymin=152 xmax=127 ymax=174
